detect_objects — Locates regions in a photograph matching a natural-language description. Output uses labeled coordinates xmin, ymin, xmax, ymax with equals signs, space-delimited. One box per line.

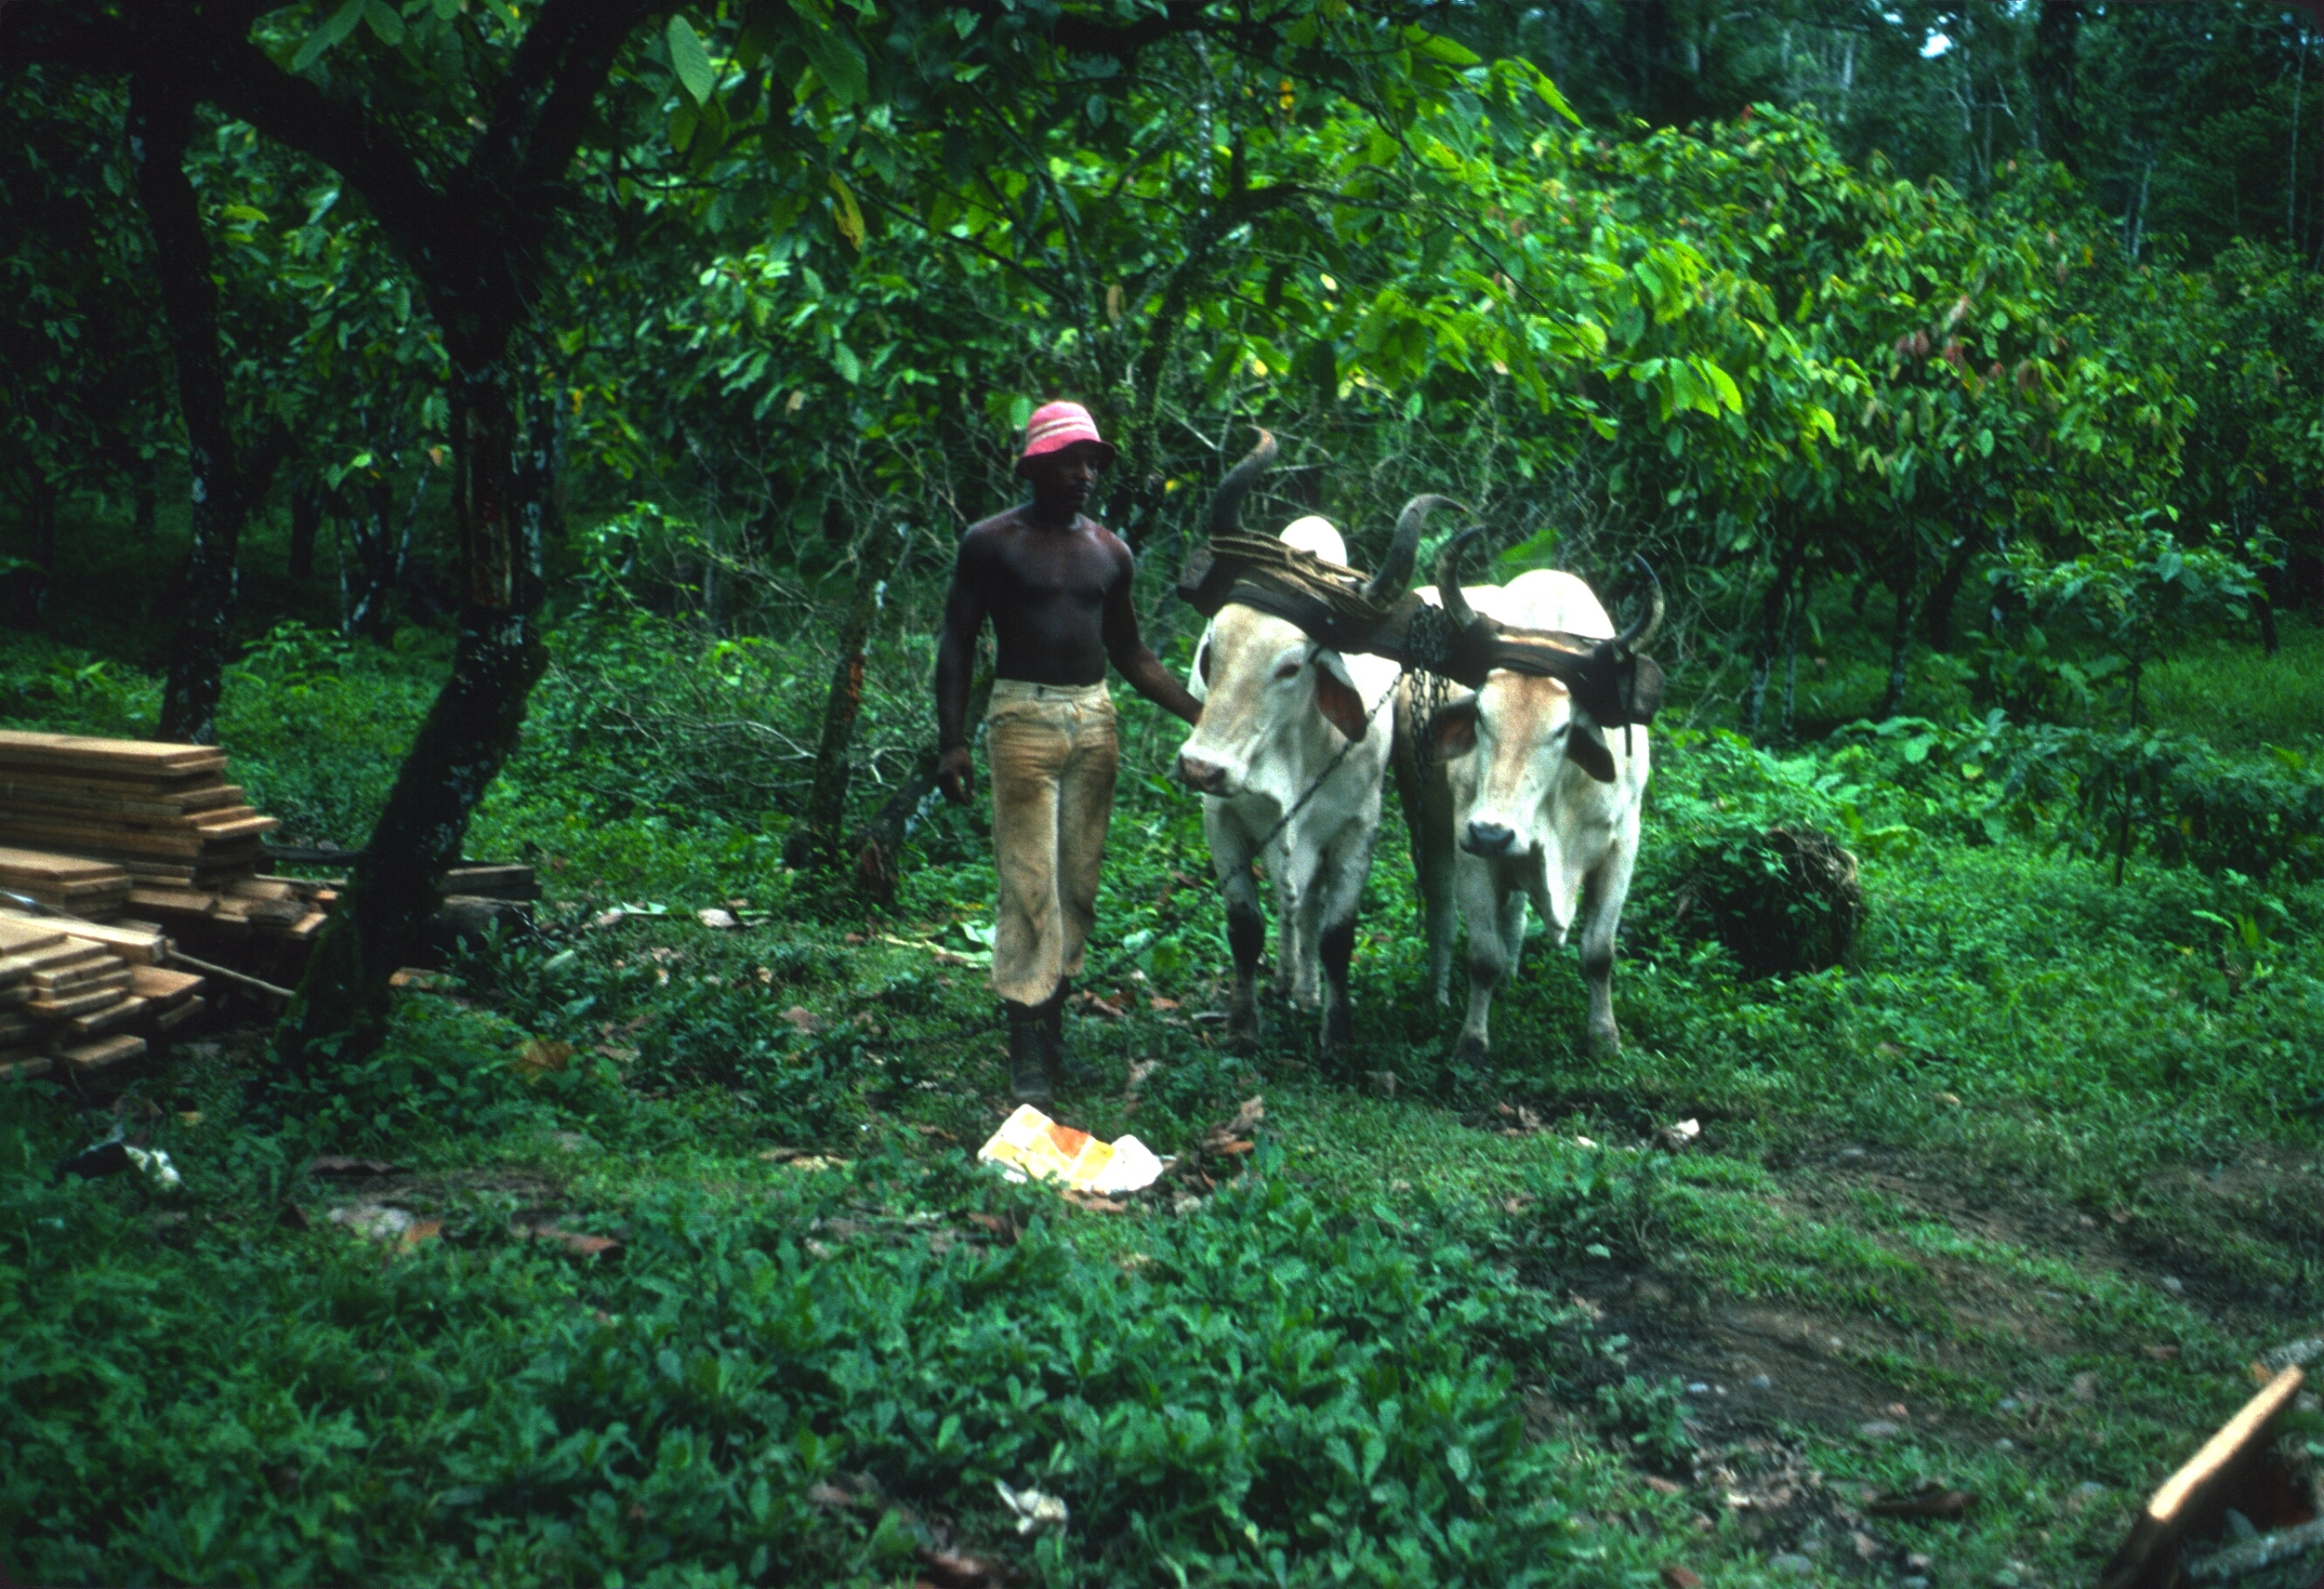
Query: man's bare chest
xmin=988 ymin=532 xmax=1115 ymax=608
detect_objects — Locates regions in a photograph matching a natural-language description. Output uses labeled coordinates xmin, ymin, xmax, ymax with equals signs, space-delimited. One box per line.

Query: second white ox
xmin=1176 ymin=515 xmax=1401 ymax=1054
xmin=1393 ymin=565 xmax=1652 ymax=1063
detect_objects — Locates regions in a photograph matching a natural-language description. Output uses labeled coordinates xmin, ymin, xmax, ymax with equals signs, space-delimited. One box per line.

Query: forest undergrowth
xmin=4 ymin=588 xmax=2324 ymax=1589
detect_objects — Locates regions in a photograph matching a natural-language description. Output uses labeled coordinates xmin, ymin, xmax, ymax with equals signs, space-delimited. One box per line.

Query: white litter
xmin=124 ymin=1145 xmax=180 ymax=1192
xmin=995 ymin=1478 xmax=1069 ymax=1535
xmin=977 ymin=1105 xmax=1169 ymax=1194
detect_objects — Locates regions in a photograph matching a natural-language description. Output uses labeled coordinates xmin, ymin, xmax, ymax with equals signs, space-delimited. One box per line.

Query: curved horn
xmin=1616 ymin=554 xmax=1666 ymax=650
xmin=1432 ymin=526 xmax=1486 ymax=628
xmin=1366 ymin=493 xmax=1457 ymax=601
xmin=1208 ymin=429 xmax=1279 ymax=537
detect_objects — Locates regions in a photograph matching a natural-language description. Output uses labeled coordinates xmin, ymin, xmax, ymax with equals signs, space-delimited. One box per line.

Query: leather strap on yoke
xmin=1176 ymin=539 xmax=1665 ymax=729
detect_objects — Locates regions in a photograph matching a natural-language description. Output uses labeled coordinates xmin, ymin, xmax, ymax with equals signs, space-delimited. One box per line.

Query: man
xmin=936 ymin=402 xmax=1203 ymax=1103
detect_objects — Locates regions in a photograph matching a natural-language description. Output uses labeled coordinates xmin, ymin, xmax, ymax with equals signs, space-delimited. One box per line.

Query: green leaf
xmin=832 ymin=342 xmax=862 ymax=384
xmin=1416 ymin=33 xmax=1482 ymax=67
xmin=667 ymin=15 xmax=718 ymax=108
xmin=363 ymin=0 xmax=403 ymax=46
xmin=292 ymin=0 xmax=366 ymax=71
xmin=792 ymin=7 xmax=868 ymax=108
xmin=827 ymin=174 xmax=865 ymax=250
xmin=1703 ymin=360 xmax=1744 ymax=414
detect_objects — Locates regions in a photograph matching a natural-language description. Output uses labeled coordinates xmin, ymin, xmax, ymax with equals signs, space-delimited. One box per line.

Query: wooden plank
xmin=27 ymin=988 xmax=123 ymax=1020
xmin=50 ymin=919 xmax=167 ymax=965
xmin=283 ymin=909 xmax=329 ymax=941
xmin=0 ymin=821 xmax=221 ymax=859
xmin=67 ymin=994 xmax=148 ymax=1037
xmin=226 ymin=878 xmax=301 ymax=902
xmin=17 ymin=942 xmax=107 ymax=972
xmin=191 ymin=814 xmax=280 ymax=841
xmin=0 ymin=730 xmax=225 ymax=775
xmin=152 ymin=995 xmax=205 ymax=1033
xmin=120 ymin=863 xmax=201 ymax=884
xmin=2099 ymin=1367 xmax=2304 ymax=1589
xmin=0 ymin=921 xmax=64 ymax=955
xmin=31 ymin=964 xmax=132 ymax=995
xmin=0 ymin=1011 xmax=38 ymax=1043
xmin=129 ymin=964 xmax=203 ymax=1007
xmin=125 ymin=887 xmax=220 ymax=918
xmin=0 ymin=1053 xmax=52 ymax=1081
xmin=442 ymin=864 xmax=541 ymax=901
xmin=0 ymin=846 xmax=130 ymax=884
xmin=50 ymin=1033 xmax=144 ymax=1072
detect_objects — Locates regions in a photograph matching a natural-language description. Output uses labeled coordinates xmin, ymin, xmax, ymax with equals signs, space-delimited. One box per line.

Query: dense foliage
xmin=6 ymin=4 xmax=2324 ymax=1585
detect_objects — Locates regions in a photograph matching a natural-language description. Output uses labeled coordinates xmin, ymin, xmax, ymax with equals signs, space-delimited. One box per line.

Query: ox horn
xmin=1366 ymin=494 xmax=1458 ymax=601
xmin=1208 ymin=429 xmax=1279 ymax=536
xmin=1616 ymin=555 xmax=1666 ymax=651
xmin=1432 ymin=526 xmax=1487 ymax=629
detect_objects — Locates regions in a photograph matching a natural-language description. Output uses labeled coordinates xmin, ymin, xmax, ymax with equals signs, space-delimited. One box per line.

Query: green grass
xmin=2 ymin=599 xmax=2323 ymax=1586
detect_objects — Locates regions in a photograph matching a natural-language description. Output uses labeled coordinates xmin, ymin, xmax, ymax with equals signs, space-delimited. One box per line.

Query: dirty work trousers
xmin=984 ymin=680 xmax=1118 ymax=1008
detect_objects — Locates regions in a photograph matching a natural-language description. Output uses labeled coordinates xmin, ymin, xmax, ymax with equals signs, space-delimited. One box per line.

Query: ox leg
xmin=1314 ymin=824 xmax=1376 ymax=1058
xmin=1453 ymin=860 xmax=1508 ymax=1066
xmin=1208 ymin=809 xmax=1266 ymax=1045
xmin=1411 ymin=817 xmax=1459 ymax=1006
xmin=1578 ymin=845 xmax=1639 ymax=1060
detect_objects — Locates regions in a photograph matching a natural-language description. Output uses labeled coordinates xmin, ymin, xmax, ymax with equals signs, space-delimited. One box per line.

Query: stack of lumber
xmin=0 ymin=730 xmax=323 ymax=941
xmin=0 ymin=911 xmax=205 ymax=1082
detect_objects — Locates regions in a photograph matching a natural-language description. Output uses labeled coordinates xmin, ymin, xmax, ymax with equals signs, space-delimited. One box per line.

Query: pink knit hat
xmin=1017 ymin=401 xmax=1117 ymax=468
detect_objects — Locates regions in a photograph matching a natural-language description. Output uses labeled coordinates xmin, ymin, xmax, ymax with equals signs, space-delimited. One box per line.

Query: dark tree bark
xmin=133 ymin=460 xmax=156 ymax=538
xmin=1921 ymin=530 xmax=1979 ymax=649
xmin=131 ymin=74 xmax=256 ymax=746
xmin=786 ymin=523 xmax=906 ymax=868
xmin=851 ymin=665 xmax=994 ymax=904
xmin=1747 ymin=531 xmax=1803 ymax=741
xmin=2031 ymin=2 xmax=2083 ymax=173
xmin=288 ymin=478 xmax=322 ymax=580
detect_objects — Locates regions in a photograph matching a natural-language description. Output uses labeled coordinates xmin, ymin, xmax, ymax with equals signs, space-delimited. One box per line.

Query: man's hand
xmin=937 ymin=745 xmax=974 ymax=805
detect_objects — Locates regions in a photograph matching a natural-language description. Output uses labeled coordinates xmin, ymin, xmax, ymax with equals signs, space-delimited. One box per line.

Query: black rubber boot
xmin=1042 ymin=985 xmax=1102 ymax=1090
xmin=1004 ymin=1005 xmax=1052 ymax=1105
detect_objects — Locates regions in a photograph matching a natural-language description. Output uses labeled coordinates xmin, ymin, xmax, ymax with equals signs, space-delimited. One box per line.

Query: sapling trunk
xmin=134 ymin=76 xmax=252 ymax=745
xmin=850 ymin=664 xmax=994 ymax=904
xmin=786 ymin=523 xmax=906 ymax=868
xmin=275 ymin=368 xmax=548 ymax=1071
xmin=289 ymin=482 xmax=322 ymax=580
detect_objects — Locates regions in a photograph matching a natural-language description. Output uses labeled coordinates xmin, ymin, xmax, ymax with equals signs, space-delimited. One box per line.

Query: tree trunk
xmin=786 ymin=523 xmax=906 ymax=868
xmin=2032 ymin=1 xmax=2082 ymax=172
xmin=134 ymin=76 xmax=252 ymax=747
xmin=1881 ymin=580 xmax=1917 ymax=719
xmin=288 ymin=480 xmax=322 ymax=579
xmin=1920 ymin=531 xmax=1978 ymax=648
xmin=851 ymin=665 xmax=995 ymax=904
xmin=1747 ymin=535 xmax=1802 ymax=741
xmin=275 ymin=367 xmax=548 ymax=1071
xmin=133 ymin=461 xmax=156 ymax=538
xmin=1778 ymin=580 xmax=1804 ymax=741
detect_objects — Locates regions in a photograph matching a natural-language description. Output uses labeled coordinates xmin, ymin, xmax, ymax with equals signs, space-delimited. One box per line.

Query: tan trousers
xmin=985 ymin=680 xmax=1118 ymax=1007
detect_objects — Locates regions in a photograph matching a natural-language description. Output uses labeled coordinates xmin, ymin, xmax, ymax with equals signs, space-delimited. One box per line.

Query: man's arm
xmin=934 ymin=534 xmax=990 ymax=803
xmin=1102 ymin=538 xmax=1203 ymax=726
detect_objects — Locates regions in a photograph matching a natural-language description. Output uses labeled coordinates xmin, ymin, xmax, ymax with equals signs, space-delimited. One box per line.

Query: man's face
xmin=1020 ymin=443 xmax=1106 ymax=514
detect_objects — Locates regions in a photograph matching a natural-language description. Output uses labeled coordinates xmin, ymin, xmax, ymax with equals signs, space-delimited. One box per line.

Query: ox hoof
xmin=1318 ymin=1012 xmax=1353 ymax=1057
xmin=1585 ymin=1024 xmax=1622 ymax=1060
xmin=1451 ymin=1032 xmax=1489 ymax=1066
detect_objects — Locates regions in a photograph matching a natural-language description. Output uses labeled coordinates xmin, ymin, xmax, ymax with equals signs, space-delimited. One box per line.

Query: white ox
xmin=1392 ymin=568 xmax=1652 ymax=1062
xmin=1176 ymin=516 xmax=1401 ymax=1054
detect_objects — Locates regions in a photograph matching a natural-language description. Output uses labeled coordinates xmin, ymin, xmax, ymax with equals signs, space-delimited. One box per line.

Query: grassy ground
xmin=2 ymin=585 xmax=2322 ymax=1586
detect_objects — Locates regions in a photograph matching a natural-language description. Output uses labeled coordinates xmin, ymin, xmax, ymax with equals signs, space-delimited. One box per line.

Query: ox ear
xmin=1565 ymin=721 xmax=1617 ymax=784
xmin=1188 ymin=629 xmax=1213 ymax=702
xmin=1429 ymin=694 xmax=1481 ymax=759
xmin=1313 ymin=650 xmax=1368 ymax=742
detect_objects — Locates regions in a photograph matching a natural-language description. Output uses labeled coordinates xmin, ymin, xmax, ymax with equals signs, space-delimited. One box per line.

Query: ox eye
xmin=1273 ymin=660 xmax=1302 ymax=680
